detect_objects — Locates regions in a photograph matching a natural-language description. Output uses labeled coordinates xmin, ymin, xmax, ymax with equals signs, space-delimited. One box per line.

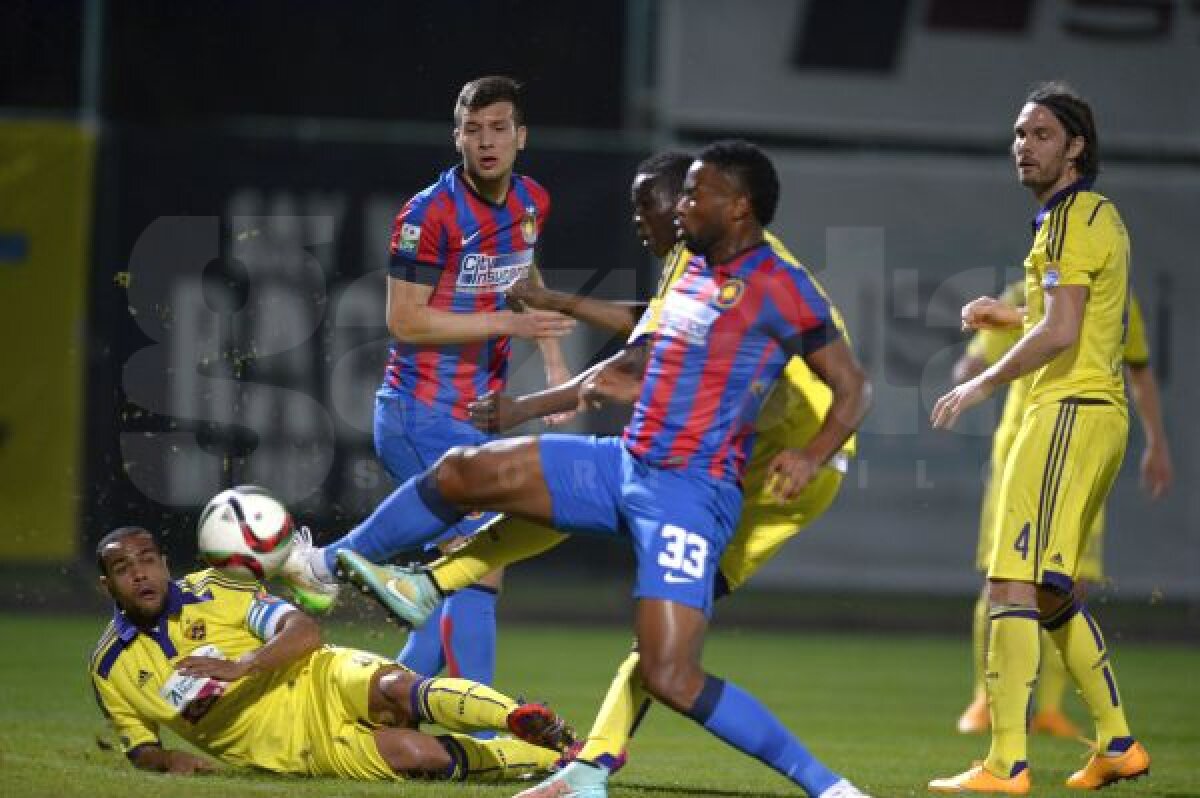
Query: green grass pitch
xmin=1 ymin=613 xmax=1196 ymax=797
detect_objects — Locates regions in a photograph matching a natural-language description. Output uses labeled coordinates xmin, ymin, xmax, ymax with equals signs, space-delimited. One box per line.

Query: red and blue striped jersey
xmin=623 ymin=242 xmax=840 ymax=484
xmin=383 ymin=166 xmax=550 ymax=420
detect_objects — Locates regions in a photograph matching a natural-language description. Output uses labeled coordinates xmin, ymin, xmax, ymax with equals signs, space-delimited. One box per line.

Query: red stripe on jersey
xmin=667 ymin=283 xmax=766 ymax=471
xmin=710 ymin=336 xmax=778 ymax=481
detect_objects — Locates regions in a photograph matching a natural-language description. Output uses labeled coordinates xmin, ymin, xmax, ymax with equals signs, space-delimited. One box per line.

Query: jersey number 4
xmin=1014 ymin=522 xmax=1031 ymax=560
xmin=658 ymin=525 xmax=708 ymax=580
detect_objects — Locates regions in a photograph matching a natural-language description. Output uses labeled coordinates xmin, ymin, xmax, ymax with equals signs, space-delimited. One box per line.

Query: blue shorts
xmin=538 ymin=434 xmax=743 ymax=616
xmin=374 ymin=392 xmax=497 ymax=544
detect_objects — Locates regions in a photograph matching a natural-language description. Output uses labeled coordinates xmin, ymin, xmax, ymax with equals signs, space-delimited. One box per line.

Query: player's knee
xmin=434 ymin=446 xmax=479 ymax=503
xmin=637 ymin=655 xmax=703 ymax=712
xmin=1035 ymin=584 xmax=1073 ymax=617
xmin=373 ymin=668 xmax=419 ymax=727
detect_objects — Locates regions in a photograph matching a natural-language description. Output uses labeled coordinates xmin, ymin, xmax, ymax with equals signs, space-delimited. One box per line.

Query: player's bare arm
xmin=961 ymin=296 xmax=1024 ymax=331
xmin=468 ymin=345 xmax=644 ymax=433
xmin=1126 ymin=362 xmax=1173 ymax=499
xmin=768 ymin=338 xmax=871 ymax=501
xmin=579 ymin=345 xmax=647 ymax=408
xmin=175 ymin=609 xmax=320 ymax=682
xmin=508 ymin=275 xmax=645 ymax=337
xmin=128 ymin=745 xmax=219 ymax=775
xmin=387 ymin=276 xmax=575 ymax=345
xmin=952 ymin=353 xmax=989 ymax=385
xmin=932 ymin=284 xmax=1086 ymax=429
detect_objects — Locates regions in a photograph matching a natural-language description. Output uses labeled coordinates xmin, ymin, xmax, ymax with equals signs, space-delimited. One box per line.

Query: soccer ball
xmin=196 ymin=485 xmax=295 ymax=580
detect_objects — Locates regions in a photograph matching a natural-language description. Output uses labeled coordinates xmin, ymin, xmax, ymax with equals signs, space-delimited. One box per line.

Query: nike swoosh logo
xmin=461 ymin=230 xmax=482 ymax=246
xmin=662 ymin=573 xmax=695 ymax=584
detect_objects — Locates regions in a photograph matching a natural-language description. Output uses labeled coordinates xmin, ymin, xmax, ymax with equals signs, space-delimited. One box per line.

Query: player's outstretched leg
xmin=340 ymin=551 xmax=444 ymax=627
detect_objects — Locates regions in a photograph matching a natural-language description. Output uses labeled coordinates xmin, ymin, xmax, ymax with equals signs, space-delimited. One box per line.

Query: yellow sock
xmin=430 ymin=516 xmax=567 ymax=592
xmin=983 ymin=607 xmax=1040 ymax=777
xmin=577 ymin=649 xmax=651 ymax=768
xmin=1034 ymin=628 xmax=1068 ymax=713
xmin=971 ymin=588 xmax=989 ymax=696
xmin=437 ymin=733 xmax=557 ymax=782
xmin=1043 ymin=602 xmax=1131 ymax=750
xmin=416 ymin=677 xmax=516 ymax=734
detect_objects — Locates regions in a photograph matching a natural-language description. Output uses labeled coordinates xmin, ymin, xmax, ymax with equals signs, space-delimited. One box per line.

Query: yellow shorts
xmin=296 ymin=646 xmax=407 ymax=780
xmin=719 ymin=445 xmax=846 ymax=593
xmin=978 ymin=440 xmax=1107 ymax=581
xmin=988 ymin=400 xmax=1126 ymax=592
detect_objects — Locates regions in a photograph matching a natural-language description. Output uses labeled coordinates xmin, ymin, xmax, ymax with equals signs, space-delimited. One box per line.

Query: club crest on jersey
xmin=714 ymin=278 xmax=745 ymax=309
xmin=398 ymin=223 xmax=421 ymax=255
xmin=183 ymin=618 xmax=207 ymax=641
xmin=520 ymin=206 xmax=538 ymax=245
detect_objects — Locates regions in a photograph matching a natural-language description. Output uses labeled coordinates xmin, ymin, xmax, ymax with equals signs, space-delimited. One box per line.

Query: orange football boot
xmin=1029 ymin=708 xmax=1082 ymax=739
xmin=930 ymin=763 xmax=1031 ymax=794
xmin=956 ymin=691 xmax=990 ymax=734
xmin=1066 ymin=741 xmax=1150 ymax=790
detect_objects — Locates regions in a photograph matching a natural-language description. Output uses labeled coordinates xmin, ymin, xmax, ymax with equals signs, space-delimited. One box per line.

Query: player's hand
xmin=506 ymin=277 xmax=551 ymax=311
xmin=765 ymin=449 xmax=820 ymax=502
xmin=961 ymin=296 xmax=1021 ymax=331
xmin=469 ymin=390 xmax=529 ymax=433
xmin=580 ymin=366 xmax=641 ymax=409
xmin=508 ymin=309 xmax=575 ymax=340
xmin=1140 ymin=441 xmax=1173 ymax=500
xmin=931 ymin=376 xmax=995 ymax=430
xmin=175 ymin=654 xmax=252 ymax=682
xmin=167 ymin=751 xmax=219 ymax=775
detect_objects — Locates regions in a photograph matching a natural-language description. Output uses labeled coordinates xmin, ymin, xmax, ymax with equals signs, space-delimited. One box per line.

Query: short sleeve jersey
xmin=1023 ymin=179 xmax=1130 ymax=407
xmin=383 ymin=166 xmax=551 ymax=420
xmin=630 ymin=233 xmax=855 ymax=459
xmin=623 ymin=241 xmax=841 ymax=483
xmin=91 ymin=571 xmax=299 ymax=765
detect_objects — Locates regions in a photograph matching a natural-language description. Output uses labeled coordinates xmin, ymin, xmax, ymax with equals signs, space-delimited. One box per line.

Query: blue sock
xmin=396 ymin=600 xmax=447 ymax=676
xmin=442 ymin=585 xmax=499 ymax=739
xmin=686 ymin=675 xmax=841 ymax=797
xmin=324 ymin=470 xmax=464 ymax=572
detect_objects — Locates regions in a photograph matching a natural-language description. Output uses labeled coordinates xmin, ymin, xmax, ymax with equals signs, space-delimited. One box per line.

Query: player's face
xmin=631 ymin=173 xmax=680 ymax=259
xmin=100 ymin=533 xmax=170 ymax=622
xmin=1012 ymin=103 xmax=1083 ymax=196
xmin=454 ymin=101 xmax=527 ymax=185
xmin=675 ymin=161 xmax=738 ymax=257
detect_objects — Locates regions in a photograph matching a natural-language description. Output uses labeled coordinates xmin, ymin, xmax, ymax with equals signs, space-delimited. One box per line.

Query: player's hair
xmin=696 ymin=139 xmax=780 ymax=226
xmin=455 ymin=75 xmax=525 ymax=127
xmin=96 ymin=526 xmax=159 ymax=574
xmin=1025 ymin=81 xmax=1099 ymax=179
xmin=635 ymin=151 xmax=693 ymax=199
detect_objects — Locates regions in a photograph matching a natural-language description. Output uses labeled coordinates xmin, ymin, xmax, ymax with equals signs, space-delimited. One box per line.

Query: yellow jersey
xmin=968 ymin=280 xmax=1148 ymax=443
xmin=629 ymin=233 xmax=855 ymax=458
xmin=91 ymin=570 xmax=312 ymax=772
xmin=1023 ymin=185 xmax=1130 ymax=408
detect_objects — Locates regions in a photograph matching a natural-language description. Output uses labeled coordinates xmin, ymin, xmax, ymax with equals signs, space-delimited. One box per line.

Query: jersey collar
xmin=711 ymin=240 xmax=771 ymax=278
xmin=112 ymin=582 xmax=210 ymax=649
xmin=452 ymin=164 xmax=514 ymax=208
xmin=1033 ymin=176 xmax=1094 ymax=234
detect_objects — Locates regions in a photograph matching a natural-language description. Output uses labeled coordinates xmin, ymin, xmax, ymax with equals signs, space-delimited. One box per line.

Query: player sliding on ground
xmin=286 ymin=141 xmax=873 ymax=798
xmin=90 ymin=526 xmax=574 ymax=781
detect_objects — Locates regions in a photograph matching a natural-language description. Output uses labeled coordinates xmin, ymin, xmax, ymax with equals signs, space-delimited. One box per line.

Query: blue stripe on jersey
xmin=246 ymin=595 xmax=295 ymax=640
xmin=626 ymin=245 xmax=826 ymax=482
